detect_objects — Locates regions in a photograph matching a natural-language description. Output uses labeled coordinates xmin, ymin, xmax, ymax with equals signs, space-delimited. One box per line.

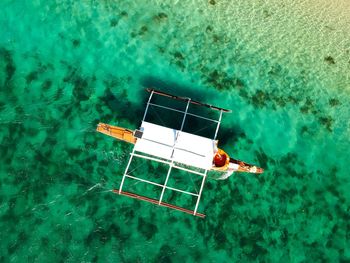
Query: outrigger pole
xmin=113 ymin=189 xmax=206 ymax=218
xmin=146 ymin=88 xmax=232 ymax=113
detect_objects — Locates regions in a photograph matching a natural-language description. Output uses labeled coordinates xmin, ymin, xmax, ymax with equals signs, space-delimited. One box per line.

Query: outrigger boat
xmin=97 ymin=88 xmax=263 ymax=218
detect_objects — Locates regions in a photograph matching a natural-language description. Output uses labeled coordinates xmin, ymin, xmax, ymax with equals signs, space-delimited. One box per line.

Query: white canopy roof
xmin=134 ymin=121 xmax=216 ymax=170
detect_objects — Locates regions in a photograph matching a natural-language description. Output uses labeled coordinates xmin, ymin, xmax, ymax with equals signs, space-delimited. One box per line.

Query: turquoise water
xmin=1 ymin=0 xmax=350 ymax=262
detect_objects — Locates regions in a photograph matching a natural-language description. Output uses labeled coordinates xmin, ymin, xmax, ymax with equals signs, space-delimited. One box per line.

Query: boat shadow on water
xmin=140 ymin=76 xmax=245 ymax=145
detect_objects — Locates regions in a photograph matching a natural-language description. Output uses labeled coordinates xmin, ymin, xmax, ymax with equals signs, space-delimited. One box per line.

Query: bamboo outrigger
xmin=97 ymin=88 xmax=263 ymax=218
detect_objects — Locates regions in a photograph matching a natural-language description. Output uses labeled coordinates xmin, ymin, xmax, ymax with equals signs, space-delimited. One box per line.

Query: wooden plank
xmin=113 ymin=189 xmax=205 ymax=218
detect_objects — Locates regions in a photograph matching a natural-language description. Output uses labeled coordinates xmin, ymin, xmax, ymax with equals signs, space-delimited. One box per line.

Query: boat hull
xmin=96 ymin=123 xmax=264 ymax=174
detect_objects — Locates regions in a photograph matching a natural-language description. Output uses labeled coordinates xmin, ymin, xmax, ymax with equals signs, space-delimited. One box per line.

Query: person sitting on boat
xmin=212 ymin=148 xmax=231 ymax=171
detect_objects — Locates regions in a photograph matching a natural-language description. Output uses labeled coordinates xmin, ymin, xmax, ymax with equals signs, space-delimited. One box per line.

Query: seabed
xmin=0 ymin=0 xmax=349 ymax=262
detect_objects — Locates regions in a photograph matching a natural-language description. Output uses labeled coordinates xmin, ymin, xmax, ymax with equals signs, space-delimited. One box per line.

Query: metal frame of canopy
xmin=114 ymin=88 xmax=230 ymax=218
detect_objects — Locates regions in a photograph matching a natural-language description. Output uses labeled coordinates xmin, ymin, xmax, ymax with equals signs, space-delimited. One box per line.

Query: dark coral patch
xmin=324 ymin=56 xmax=335 ymax=65
xmin=158 ymin=46 xmax=165 ymax=54
xmin=318 ymin=116 xmax=334 ymax=132
xmin=72 ymin=77 xmax=90 ymax=101
xmin=110 ymin=18 xmax=118 ymax=27
xmin=26 ymin=71 xmax=38 ymax=83
xmin=6 ymin=64 xmax=16 ymax=82
xmin=299 ymin=97 xmax=315 ymax=114
xmin=274 ymin=96 xmax=286 ymax=107
xmin=138 ymin=26 xmax=148 ymax=36
xmin=205 ymin=69 xmax=240 ymax=91
xmin=41 ymin=236 xmax=49 ymax=247
xmin=153 ymin=12 xmax=168 ymax=22
xmin=239 ymin=234 xmax=267 ymax=260
xmin=156 ymin=245 xmax=173 ymax=263
xmin=137 ymin=218 xmax=158 ymax=240
xmin=172 ymin=51 xmax=185 ymax=69
xmin=286 ymin=95 xmax=300 ymax=104
xmin=213 ymin=230 xmax=227 ymax=247
xmin=263 ymin=10 xmax=272 ymax=18
xmin=7 ymin=241 xmax=20 ymax=255
xmin=206 ymin=25 xmax=213 ymax=33
xmin=173 ymin=51 xmax=184 ymax=60
xmin=100 ymin=88 xmax=143 ymax=124
xmin=0 ymin=48 xmax=16 ymax=83
xmin=120 ymin=11 xmax=128 ymax=17
xmin=209 ymin=0 xmax=216 ymax=5
xmin=42 ymin=80 xmax=52 ymax=90
xmin=268 ymin=64 xmax=283 ymax=76
xmin=329 ymin=98 xmax=341 ymax=107
xmin=251 ymin=90 xmax=270 ymax=108
xmin=72 ymin=39 xmax=80 ymax=47
xmin=236 ymin=78 xmax=245 ymax=88
xmin=212 ymin=34 xmax=221 ymax=43
xmin=300 ymin=125 xmax=309 ymax=135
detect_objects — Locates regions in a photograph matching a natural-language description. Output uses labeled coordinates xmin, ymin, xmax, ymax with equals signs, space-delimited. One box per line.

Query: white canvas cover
xmin=134 ymin=121 xmax=215 ymax=170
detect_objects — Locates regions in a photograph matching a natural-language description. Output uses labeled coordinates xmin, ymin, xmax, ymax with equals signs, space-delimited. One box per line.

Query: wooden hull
xmin=96 ymin=123 xmax=136 ymax=144
xmin=211 ymin=148 xmax=264 ymax=174
xmin=96 ymin=123 xmax=264 ymax=174
xmin=229 ymin=158 xmax=264 ymax=174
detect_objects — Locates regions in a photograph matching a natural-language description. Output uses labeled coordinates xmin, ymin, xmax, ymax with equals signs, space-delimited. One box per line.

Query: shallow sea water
xmin=1 ymin=0 xmax=350 ymax=262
